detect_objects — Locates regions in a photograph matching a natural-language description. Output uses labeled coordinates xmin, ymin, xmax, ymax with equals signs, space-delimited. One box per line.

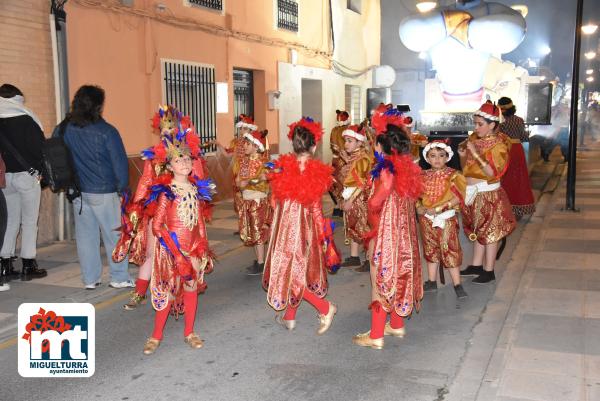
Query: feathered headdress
xmin=142 ymin=105 xmax=202 ymax=163
xmin=287 ymin=117 xmax=324 ymax=143
xmin=370 ymin=103 xmax=406 ymax=135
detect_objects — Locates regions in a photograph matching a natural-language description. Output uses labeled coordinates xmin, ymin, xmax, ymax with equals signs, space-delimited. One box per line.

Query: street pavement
xmin=0 ymin=149 xmax=575 ymax=401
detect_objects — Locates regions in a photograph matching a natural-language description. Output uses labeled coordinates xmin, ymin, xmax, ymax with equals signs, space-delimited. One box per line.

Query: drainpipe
xmin=50 ymin=0 xmax=71 ymax=239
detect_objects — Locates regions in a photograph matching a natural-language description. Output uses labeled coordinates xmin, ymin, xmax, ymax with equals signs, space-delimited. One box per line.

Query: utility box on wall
xmin=267 ymin=90 xmax=281 ymax=110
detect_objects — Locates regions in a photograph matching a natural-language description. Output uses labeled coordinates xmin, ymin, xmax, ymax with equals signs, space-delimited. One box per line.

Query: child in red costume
xmin=262 ymin=117 xmax=338 ymax=334
xmin=234 ymin=129 xmax=272 ymax=275
xmin=353 ymin=104 xmax=424 ymax=350
xmin=131 ymin=108 xmax=215 ymax=355
xmin=113 ymin=106 xmax=211 ymax=310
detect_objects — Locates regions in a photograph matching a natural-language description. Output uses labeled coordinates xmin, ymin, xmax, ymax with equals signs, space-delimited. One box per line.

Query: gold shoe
xmin=143 ymin=338 xmax=160 ymax=355
xmin=317 ymin=303 xmax=337 ymax=335
xmin=352 ymin=331 xmax=384 ymax=349
xmin=184 ymin=333 xmax=204 ymax=349
xmin=384 ymin=322 xmax=406 ymax=338
xmin=275 ymin=314 xmax=296 ymax=330
xmin=123 ymin=292 xmax=147 ymax=310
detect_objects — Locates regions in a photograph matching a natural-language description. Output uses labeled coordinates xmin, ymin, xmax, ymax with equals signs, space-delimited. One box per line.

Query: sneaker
xmin=355 ymin=260 xmax=370 ymax=272
xmin=85 ymin=282 xmax=102 ymax=290
xmin=460 ymin=265 xmax=483 ymax=277
xmin=341 ymin=256 xmax=361 ymax=268
xmin=246 ymin=261 xmax=263 ymax=276
xmin=472 ymin=270 xmax=495 ymax=284
xmin=0 ymin=283 xmax=9 ymax=292
xmin=454 ymin=284 xmax=468 ymax=298
xmin=109 ymin=280 xmax=135 ymax=289
xmin=423 ymin=280 xmax=438 ymax=292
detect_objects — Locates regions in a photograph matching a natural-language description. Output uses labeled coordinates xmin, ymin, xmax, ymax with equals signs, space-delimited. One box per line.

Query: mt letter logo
xmin=18 ymin=303 xmax=95 ymax=377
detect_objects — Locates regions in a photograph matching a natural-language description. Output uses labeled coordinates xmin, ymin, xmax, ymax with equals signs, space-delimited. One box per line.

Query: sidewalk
xmin=447 ymin=142 xmax=600 ymax=401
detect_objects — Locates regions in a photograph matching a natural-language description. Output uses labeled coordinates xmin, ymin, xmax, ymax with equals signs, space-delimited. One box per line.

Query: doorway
xmin=233 ymin=68 xmax=254 ymax=129
xmin=301 ymin=78 xmax=323 ymax=157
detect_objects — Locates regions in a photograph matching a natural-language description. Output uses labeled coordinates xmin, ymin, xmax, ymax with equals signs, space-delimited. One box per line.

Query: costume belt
xmin=242 ymin=189 xmax=267 ymax=201
xmin=424 ymin=209 xmax=456 ymax=229
xmin=465 ymin=182 xmax=500 ymax=206
xmin=342 ymin=186 xmax=357 ymax=200
xmin=510 ymin=138 xmax=521 ymax=144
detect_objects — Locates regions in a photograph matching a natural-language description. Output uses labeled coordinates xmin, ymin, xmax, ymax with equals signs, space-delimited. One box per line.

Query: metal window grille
xmin=345 ymin=85 xmax=362 ymax=124
xmin=233 ymin=69 xmax=254 ymax=130
xmin=163 ymin=60 xmax=217 ymax=152
xmin=277 ymin=0 xmax=298 ymax=32
xmin=188 ymin=0 xmax=223 ymax=11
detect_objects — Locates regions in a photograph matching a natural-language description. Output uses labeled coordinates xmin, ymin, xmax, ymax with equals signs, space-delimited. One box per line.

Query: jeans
xmin=72 ymin=192 xmax=130 ymax=285
xmin=0 ymin=172 xmax=41 ymax=259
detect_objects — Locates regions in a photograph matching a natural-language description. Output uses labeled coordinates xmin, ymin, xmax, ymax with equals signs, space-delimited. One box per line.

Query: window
xmin=188 ymin=0 xmax=223 ymax=11
xmin=277 ymin=0 xmax=298 ymax=32
xmin=345 ymin=85 xmax=362 ymax=124
xmin=233 ymin=69 xmax=254 ymax=129
xmin=347 ymin=0 xmax=361 ymax=14
xmin=162 ymin=60 xmax=217 ymax=151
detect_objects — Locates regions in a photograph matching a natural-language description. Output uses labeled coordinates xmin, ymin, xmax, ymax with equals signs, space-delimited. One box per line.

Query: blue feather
xmin=144 ymin=184 xmax=175 ymax=207
xmin=158 ymin=238 xmax=173 ymax=256
xmin=194 ymin=178 xmax=215 ymax=202
xmin=141 ymin=147 xmax=155 ymax=160
xmin=370 ymin=151 xmax=395 ymax=179
xmin=304 ymin=116 xmax=314 ymax=123
xmin=264 ymin=161 xmax=275 ymax=170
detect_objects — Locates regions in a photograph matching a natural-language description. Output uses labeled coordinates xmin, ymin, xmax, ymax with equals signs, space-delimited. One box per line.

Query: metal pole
xmin=51 ymin=1 xmax=72 ymax=238
xmin=566 ymin=0 xmax=584 ymax=211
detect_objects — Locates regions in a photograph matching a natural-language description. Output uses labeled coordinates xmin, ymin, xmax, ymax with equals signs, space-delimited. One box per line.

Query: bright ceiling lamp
xmin=585 ymin=51 xmax=597 ymax=60
xmin=511 ymin=5 xmax=528 ymax=18
xmin=416 ymin=1 xmax=437 ymax=13
xmin=587 ymin=76 xmax=595 ymax=82
xmin=582 ymin=24 xmax=598 ymax=35
xmin=587 ymin=69 xmax=594 ymax=74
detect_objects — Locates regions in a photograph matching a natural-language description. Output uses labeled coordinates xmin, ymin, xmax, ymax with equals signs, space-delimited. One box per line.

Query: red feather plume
xmin=287 ymin=118 xmax=324 ymax=143
xmin=390 ymin=154 xmax=423 ymax=201
xmin=268 ymin=154 xmax=333 ymax=205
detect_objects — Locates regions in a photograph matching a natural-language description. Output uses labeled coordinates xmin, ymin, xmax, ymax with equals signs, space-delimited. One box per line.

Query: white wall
xmin=277 ymin=61 xmax=373 ymax=162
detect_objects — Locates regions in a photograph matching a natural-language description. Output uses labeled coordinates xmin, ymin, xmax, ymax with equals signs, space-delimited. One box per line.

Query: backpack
xmin=42 ymin=120 xmax=81 ymax=200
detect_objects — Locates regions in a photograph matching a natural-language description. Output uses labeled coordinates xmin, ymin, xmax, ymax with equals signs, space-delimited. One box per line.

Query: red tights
xmin=368 ymin=301 xmax=404 ymax=339
xmin=283 ymin=290 xmax=329 ymax=320
xmin=135 ymin=278 xmax=150 ymax=297
xmin=150 ymin=291 xmax=198 ymax=340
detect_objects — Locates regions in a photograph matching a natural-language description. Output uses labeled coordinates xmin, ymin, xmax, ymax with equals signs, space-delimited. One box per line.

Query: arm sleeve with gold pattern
xmin=450 ymin=171 xmax=466 ymax=205
xmin=484 ymin=139 xmax=511 ymax=182
xmin=343 ymin=156 xmax=372 ymax=187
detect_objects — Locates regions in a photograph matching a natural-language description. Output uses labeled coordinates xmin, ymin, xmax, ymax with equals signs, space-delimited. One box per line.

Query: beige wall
xmin=0 ymin=0 xmax=57 ymax=245
xmin=65 ymin=0 xmax=338 ymax=154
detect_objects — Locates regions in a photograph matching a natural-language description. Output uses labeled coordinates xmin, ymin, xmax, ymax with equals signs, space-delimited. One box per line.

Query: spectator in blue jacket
xmin=56 ymin=85 xmax=132 ymax=289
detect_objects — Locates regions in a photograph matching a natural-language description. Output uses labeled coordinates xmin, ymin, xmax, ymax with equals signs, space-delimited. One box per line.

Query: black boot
xmin=460 ymin=265 xmax=483 ymax=277
xmin=21 ymin=259 xmax=47 ymax=281
xmin=246 ymin=260 xmax=263 ymax=276
xmin=332 ymin=208 xmax=343 ymax=218
xmin=454 ymin=284 xmax=468 ymax=298
xmin=472 ymin=270 xmax=495 ymax=284
xmin=341 ymin=256 xmax=361 ymax=268
xmin=355 ymin=259 xmax=370 ymax=272
xmin=1 ymin=258 xmax=12 ymax=282
xmin=423 ymin=280 xmax=438 ymax=292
